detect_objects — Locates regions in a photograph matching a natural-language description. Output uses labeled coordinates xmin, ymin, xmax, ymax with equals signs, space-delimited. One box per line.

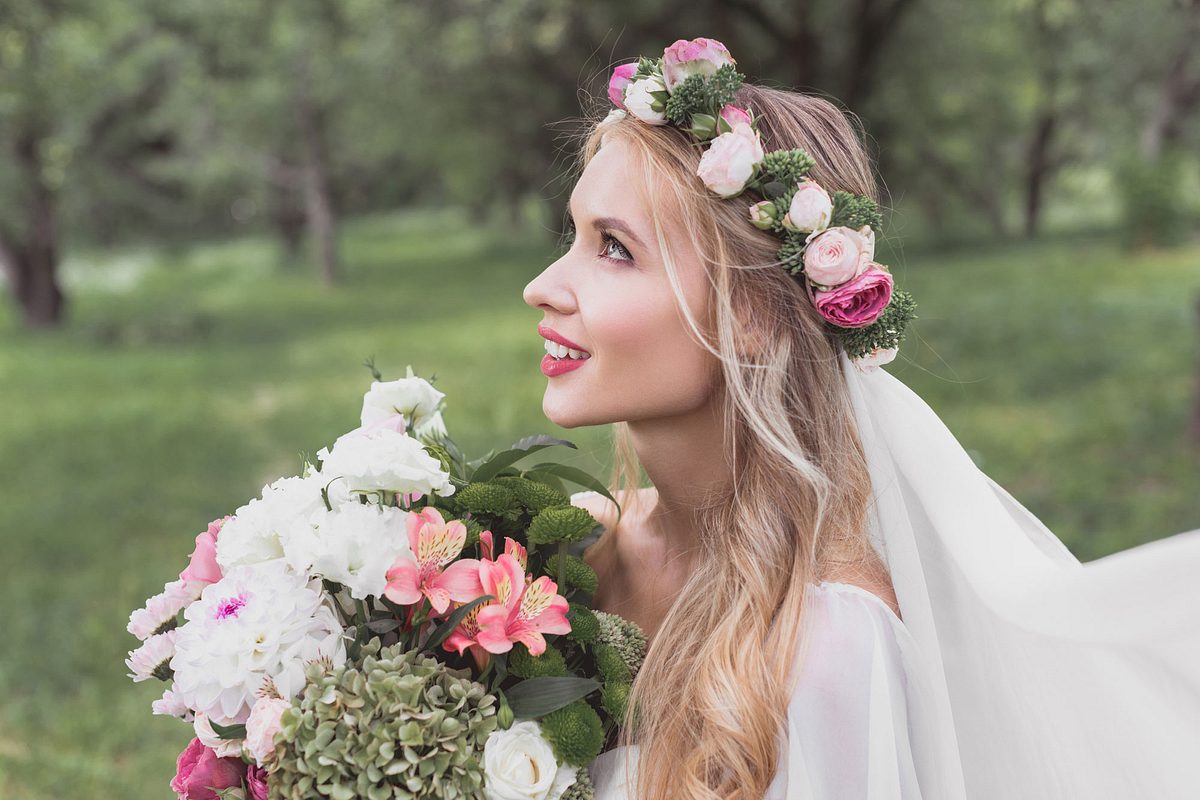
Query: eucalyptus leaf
xmin=506 ymin=676 xmax=601 ymax=718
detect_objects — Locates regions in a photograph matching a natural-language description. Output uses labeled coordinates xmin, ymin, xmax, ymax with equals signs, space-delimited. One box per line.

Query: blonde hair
xmin=576 ymin=84 xmax=887 ymax=798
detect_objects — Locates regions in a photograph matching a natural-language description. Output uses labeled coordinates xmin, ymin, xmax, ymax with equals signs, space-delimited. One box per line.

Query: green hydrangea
xmin=759 ymin=148 xmax=816 ymax=186
xmin=492 ymin=476 xmax=568 ymax=514
xmin=508 ymin=643 xmax=568 ymax=679
xmin=560 ymin=765 xmax=595 ymax=800
xmin=539 ymin=699 xmax=605 ymax=768
xmin=545 ymin=553 xmax=599 ymax=595
xmin=564 ymin=603 xmax=599 ymax=644
xmin=594 ymin=611 xmax=648 ymax=678
xmin=455 ymin=482 xmax=520 ymax=518
xmin=528 ymin=505 xmax=599 ymax=546
xmin=270 ymin=641 xmax=498 ymax=800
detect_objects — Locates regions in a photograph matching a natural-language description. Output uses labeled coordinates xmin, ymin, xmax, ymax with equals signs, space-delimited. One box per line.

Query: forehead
xmin=570 ymin=138 xmax=647 ymax=216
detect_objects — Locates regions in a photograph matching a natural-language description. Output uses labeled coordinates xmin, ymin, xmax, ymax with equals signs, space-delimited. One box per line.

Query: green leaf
xmin=366 ymin=618 xmax=401 ymax=634
xmin=522 ymin=469 xmax=567 ymax=495
xmin=209 ymin=720 xmax=248 ymax=740
xmin=506 ymin=676 xmax=602 ymax=718
xmin=509 ymin=434 xmax=577 ymax=452
xmin=523 ymin=462 xmax=619 ymax=509
xmin=471 ymin=442 xmax=575 ymax=483
xmin=420 ymin=594 xmax=495 ymax=654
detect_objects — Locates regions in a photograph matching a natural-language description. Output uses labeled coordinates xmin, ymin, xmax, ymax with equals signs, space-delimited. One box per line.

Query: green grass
xmin=1 ymin=210 xmax=1197 ymax=795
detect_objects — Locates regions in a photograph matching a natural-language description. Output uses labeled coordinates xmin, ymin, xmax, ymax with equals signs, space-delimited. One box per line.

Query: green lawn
xmin=1 ymin=210 xmax=1197 ymax=796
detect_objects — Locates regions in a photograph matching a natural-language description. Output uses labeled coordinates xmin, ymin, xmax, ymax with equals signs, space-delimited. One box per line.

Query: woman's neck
xmin=625 ymin=393 xmax=733 ymax=561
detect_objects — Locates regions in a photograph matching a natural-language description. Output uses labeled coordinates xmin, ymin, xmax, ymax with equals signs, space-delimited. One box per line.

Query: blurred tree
xmin=0 ymin=0 xmax=184 ymax=327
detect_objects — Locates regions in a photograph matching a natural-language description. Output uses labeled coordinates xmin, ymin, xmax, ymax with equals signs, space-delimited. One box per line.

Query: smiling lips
xmin=538 ymin=324 xmax=591 ymax=377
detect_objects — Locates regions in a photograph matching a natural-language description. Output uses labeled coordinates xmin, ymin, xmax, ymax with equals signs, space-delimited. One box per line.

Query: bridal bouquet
xmin=125 ymin=362 xmax=646 ymax=800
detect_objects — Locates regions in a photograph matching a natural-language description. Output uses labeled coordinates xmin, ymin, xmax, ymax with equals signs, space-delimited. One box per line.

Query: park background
xmin=2 ymin=0 xmax=1199 ymax=796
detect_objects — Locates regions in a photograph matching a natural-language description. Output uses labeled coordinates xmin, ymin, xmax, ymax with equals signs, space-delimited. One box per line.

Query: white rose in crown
xmin=622 ymin=74 xmax=668 ymax=125
xmin=482 ymin=720 xmax=579 ymax=800
xmin=696 ymin=121 xmax=765 ymax=198
xmin=782 ymin=178 xmax=833 ymax=235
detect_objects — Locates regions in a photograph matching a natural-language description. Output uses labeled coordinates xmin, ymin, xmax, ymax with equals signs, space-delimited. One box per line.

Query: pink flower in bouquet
xmin=179 ymin=516 xmax=232 ymax=592
xmin=246 ymin=764 xmax=269 ymax=800
xmin=661 ymin=37 xmax=735 ymax=92
xmin=244 ymin=695 xmax=291 ymax=765
xmin=608 ymin=61 xmax=638 ymax=107
xmin=444 ymin=538 xmax=570 ymax=659
xmin=383 ymin=507 xmax=486 ymax=615
xmin=810 ymin=265 xmax=894 ymax=328
xmin=170 ymin=738 xmax=245 ymax=800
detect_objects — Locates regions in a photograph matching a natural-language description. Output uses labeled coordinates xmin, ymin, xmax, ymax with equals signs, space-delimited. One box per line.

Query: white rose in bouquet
xmin=169 ymin=559 xmax=346 ymax=727
xmin=361 ymin=365 xmax=448 ymax=440
xmin=284 ymin=502 xmax=413 ymax=600
xmin=316 ymin=426 xmax=455 ymax=499
xmin=482 ymin=720 xmax=579 ymax=800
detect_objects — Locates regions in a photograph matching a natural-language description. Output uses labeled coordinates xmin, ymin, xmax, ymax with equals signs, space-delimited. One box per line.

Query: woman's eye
xmin=600 ymin=232 xmax=632 ymax=263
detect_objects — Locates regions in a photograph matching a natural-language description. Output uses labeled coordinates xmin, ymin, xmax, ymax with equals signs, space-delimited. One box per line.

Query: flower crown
xmin=604 ymin=37 xmax=915 ymax=370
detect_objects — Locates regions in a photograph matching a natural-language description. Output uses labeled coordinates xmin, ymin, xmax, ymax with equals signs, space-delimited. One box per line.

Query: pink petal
xmin=383 ymin=558 xmax=421 ymax=606
xmin=436 ymin=560 xmax=485 ymax=602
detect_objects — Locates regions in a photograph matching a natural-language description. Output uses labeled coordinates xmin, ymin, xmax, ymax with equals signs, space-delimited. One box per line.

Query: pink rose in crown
xmin=802 ymin=225 xmax=874 ymax=287
xmin=783 ymin=178 xmax=834 ymax=235
xmin=719 ymin=104 xmax=751 ymax=128
xmin=170 ymin=738 xmax=246 ymax=800
xmin=810 ymin=265 xmax=893 ymax=328
xmin=661 ymin=37 xmax=735 ymax=92
xmin=697 ymin=121 xmax=764 ymax=198
xmin=608 ymin=62 xmax=638 ymax=107
xmin=179 ymin=516 xmax=232 ymax=592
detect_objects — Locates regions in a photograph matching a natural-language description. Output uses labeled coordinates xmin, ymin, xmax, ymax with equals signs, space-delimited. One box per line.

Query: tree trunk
xmin=1140 ymin=0 xmax=1200 ymax=159
xmin=3 ymin=125 xmax=65 ymax=328
xmin=1023 ymin=110 xmax=1056 ymax=238
xmin=292 ymin=54 xmax=340 ymax=287
xmin=267 ymin=159 xmax=306 ymax=270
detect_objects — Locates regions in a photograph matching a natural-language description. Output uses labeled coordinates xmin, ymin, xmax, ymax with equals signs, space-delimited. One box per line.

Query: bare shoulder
xmin=569 ymin=487 xmax=656 ymax=565
xmin=821 ymin=564 xmax=903 ymax=622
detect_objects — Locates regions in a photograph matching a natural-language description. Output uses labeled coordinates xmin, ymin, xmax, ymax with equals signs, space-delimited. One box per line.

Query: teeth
xmin=543 ymin=339 xmax=590 ymax=360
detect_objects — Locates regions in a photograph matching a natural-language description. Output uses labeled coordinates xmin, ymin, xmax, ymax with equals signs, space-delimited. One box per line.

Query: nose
xmin=523 ymin=253 xmax=573 ymax=312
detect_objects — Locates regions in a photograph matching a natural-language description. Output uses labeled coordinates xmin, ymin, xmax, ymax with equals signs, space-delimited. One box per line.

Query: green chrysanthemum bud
xmin=509 ymin=643 xmax=569 ymax=679
xmin=601 ymin=681 xmax=631 ymax=724
xmin=540 ymin=699 xmax=605 ymax=768
xmin=544 ymin=553 xmax=599 ymax=596
xmin=455 ymin=481 xmax=520 ymax=517
xmin=493 ymin=475 xmax=569 ymax=515
xmin=560 ymin=765 xmax=596 ymax=800
xmin=528 ymin=505 xmax=599 ymax=546
xmin=271 ymin=640 xmax=498 ymax=799
xmin=594 ymin=643 xmax=632 ymax=685
xmin=565 ymin=603 xmax=600 ymax=644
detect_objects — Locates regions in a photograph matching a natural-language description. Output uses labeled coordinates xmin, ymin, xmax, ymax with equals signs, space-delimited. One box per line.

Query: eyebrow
xmin=566 ymin=203 xmax=646 ymax=250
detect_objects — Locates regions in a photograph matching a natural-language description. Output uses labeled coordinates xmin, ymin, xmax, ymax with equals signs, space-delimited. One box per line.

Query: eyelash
xmin=563 ymin=222 xmax=633 ymax=265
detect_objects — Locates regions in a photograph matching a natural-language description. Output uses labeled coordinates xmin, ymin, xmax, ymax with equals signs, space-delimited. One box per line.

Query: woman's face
xmin=523 ymin=138 xmax=719 ymax=429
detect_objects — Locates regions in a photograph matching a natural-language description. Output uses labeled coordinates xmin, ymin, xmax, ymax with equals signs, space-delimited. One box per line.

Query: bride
xmin=522 ymin=38 xmax=1200 ymax=800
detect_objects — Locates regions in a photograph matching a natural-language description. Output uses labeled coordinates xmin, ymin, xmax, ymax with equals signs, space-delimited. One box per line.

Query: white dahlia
xmin=125 ymin=629 xmax=177 ymax=682
xmin=169 ymin=559 xmax=346 ymax=726
xmin=284 ymin=502 xmax=413 ymax=600
xmin=360 ymin=366 xmax=446 ymax=436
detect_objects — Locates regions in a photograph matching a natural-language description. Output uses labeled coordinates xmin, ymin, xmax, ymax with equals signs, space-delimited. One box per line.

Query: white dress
xmin=587 ymin=580 xmax=965 ymax=800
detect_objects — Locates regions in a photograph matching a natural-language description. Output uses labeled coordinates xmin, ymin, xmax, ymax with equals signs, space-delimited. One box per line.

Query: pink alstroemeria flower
xmin=443 ymin=536 xmax=570 ymax=660
xmin=383 ymin=507 xmax=484 ymax=615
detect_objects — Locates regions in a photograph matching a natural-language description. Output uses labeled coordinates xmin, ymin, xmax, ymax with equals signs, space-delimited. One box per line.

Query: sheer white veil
xmin=841 ymin=351 xmax=1200 ymax=798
